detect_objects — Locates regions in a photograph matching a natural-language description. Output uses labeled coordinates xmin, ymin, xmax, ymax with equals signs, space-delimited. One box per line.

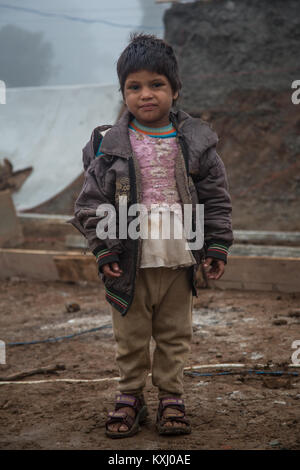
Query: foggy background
xmin=0 ymin=0 xmax=168 ymax=88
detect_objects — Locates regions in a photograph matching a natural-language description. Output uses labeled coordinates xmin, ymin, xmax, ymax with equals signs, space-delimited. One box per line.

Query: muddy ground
xmin=0 ymin=277 xmax=299 ymax=450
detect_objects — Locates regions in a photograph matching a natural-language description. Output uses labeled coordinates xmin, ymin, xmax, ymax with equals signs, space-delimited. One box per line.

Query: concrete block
xmin=209 ymin=280 xmax=244 ymax=291
xmin=0 ymin=190 xmax=24 ymax=247
xmin=233 ymin=230 xmax=300 ymax=244
xmin=224 ymin=256 xmax=300 ymax=283
xmin=0 ymin=248 xmax=60 ymax=281
xmin=65 ymin=234 xmax=88 ymax=249
xmin=209 ymin=256 xmax=300 ymax=293
xmin=230 ymin=244 xmax=300 ymax=258
xmin=18 ymin=213 xmax=74 ymax=239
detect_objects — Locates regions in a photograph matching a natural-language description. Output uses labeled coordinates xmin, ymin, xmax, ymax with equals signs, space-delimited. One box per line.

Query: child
xmin=70 ymin=33 xmax=233 ymax=438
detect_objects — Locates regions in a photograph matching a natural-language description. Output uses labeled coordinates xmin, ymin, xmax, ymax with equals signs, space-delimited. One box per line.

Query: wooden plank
xmin=225 ymin=256 xmax=300 ymax=284
xmin=53 ymin=255 xmax=99 ymax=282
xmin=230 ymin=244 xmax=300 ymax=258
xmin=209 ymin=255 xmax=300 ymax=293
xmin=0 ymin=248 xmax=59 ymax=281
xmin=233 ymin=230 xmax=300 ymax=244
xmin=0 ymin=249 xmax=300 ymax=292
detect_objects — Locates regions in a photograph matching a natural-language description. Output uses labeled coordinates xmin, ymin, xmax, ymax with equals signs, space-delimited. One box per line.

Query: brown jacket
xmin=69 ymin=109 xmax=233 ymax=315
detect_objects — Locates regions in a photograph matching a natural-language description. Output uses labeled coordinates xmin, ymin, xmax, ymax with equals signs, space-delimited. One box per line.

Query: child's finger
xmin=111 ymin=262 xmax=123 ymax=273
xmin=207 ymin=261 xmax=225 ymax=280
xmin=102 ymin=264 xmax=122 ymax=278
xmin=203 ymin=257 xmax=213 ymax=270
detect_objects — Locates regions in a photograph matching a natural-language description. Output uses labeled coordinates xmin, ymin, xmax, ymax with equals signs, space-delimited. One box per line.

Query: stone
xmin=269 ymin=439 xmax=281 ymax=447
xmin=273 ymin=319 xmax=288 ymax=326
xmin=65 ymin=302 xmax=81 ymax=313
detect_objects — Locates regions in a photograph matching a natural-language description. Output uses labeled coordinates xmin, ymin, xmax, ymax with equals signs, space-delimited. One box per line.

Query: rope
xmin=0 ymin=377 xmax=120 ymax=385
xmin=0 ymin=364 xmax=298 ymax=386
xmin=184 ymin=369 xmax=299 ymax=378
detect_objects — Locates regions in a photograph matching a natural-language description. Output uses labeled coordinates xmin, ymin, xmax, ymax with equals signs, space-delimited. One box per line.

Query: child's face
xmin=123 ymin=69 xmax=178 ymax=128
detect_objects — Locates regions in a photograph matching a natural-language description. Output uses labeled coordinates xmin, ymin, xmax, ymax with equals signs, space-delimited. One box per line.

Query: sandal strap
xmin=159 ymin=397 xmax=185 ymax=413
xmin=106 ymin=393 xmax=147 ymax=434
xmin=156 ymin=397 xmax=191 ymax=434
xmin=106 ymin=410 xmax=135 ymax=429
xmin=115 ymin=393 xmax=142 ymax=409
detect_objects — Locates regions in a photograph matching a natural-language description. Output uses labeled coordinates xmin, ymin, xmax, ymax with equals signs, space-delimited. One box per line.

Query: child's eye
xmin=153 ymin=83 xmax=163 ymax=88
xmin=128 ymin=84 xmax=139 ymax=90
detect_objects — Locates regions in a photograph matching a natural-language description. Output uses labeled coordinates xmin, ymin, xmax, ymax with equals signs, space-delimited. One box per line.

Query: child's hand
xmin=102 ymin=262 xmax=123 ymax=278
xmin=203 ymin=257 xmax=225 ymax=280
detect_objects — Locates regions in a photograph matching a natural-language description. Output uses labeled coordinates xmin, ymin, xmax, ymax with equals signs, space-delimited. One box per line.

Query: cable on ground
xmin=7 ymin=324 xmax=112 ymax=347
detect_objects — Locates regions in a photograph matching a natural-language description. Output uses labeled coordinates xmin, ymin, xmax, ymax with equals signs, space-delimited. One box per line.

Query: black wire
xmin=0 ymin=3 xmax=163 ymax=30
xmin=7 ymin=324 xmax=112 ymax=347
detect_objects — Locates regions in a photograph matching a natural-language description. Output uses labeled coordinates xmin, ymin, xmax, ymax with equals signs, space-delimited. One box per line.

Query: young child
xmin=70 ymin=33 xmax=233 ymax=438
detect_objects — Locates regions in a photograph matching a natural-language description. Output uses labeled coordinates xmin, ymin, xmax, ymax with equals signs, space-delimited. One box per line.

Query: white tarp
xmin=0 ymin=84 xmax=121 ymax=211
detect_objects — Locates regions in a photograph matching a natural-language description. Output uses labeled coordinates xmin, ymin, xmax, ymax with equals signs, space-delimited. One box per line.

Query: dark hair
xmin=117 ymin=33 xmax=182 ymax=97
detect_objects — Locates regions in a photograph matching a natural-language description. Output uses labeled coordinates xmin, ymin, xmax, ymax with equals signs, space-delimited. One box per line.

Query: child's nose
xmin=140 ymin=86 xmax=153 ymax=99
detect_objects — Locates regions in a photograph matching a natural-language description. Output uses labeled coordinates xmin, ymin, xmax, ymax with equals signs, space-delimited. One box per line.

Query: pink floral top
xmin=129 ymin=128 xmax=181 ymax=209
xmin=128 ymin=120 xmax=196 ymax=269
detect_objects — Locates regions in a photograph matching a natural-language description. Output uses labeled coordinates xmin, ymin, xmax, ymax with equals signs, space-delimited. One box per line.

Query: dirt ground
xmin=0 ymin=277 xmax=299 ymax=450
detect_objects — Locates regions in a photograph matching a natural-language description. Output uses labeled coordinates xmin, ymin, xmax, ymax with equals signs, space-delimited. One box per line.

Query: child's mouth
xmin=140 ymin=104 xmax=157 ymax=110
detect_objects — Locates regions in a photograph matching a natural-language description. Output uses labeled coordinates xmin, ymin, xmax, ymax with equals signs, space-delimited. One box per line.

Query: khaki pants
xmin=110 ymin=267 xmax=193 ymax=399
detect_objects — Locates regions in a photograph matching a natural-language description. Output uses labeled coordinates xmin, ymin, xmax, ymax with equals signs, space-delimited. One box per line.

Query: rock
xmin=263 ymin=377 xmax=292 ymax=390
xmin=250 ymin=352 xmax=264 ymax=360
xmin=1 ymin=400 xmax=10 ymax=409
xmin=288 ymin=309 xmax=300 ymax=318
xmin=65 ymin=302 xmax=81 ymax=313
xmin=269 ymin=439 xmax=281 ymax=447
xmin=229 ymin=390 xmax=244 ymax=400
xmin=273 ymin=319 xmax=288 ymax=325
xmin=196 ymin=381 xmax=209 ymax=387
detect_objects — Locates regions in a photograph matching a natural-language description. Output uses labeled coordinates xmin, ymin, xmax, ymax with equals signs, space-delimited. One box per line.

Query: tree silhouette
xmin=0 ymin=24 xmax=55 ymax=87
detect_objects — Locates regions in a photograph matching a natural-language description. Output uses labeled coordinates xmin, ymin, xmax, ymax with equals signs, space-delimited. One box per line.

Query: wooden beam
xmin=1 ymin=248 xmax=300 ymax=293
xmin=53 ymin=255 xmax=99 ymax=282
xmin=207 ymin=255 xmax=300 ymax=293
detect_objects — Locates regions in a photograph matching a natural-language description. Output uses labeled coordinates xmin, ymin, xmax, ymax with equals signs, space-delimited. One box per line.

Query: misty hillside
xmin=165 ymin=0 xmax=300 ymax=231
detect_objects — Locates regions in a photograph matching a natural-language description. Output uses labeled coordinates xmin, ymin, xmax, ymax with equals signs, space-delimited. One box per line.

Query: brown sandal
xmin=105 ymin=393 xmax=148 ymax=439
xmin=156 ymin=397 xmax=191 ymax=435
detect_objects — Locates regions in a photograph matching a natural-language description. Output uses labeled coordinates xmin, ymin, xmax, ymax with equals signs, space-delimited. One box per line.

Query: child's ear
xmin=173 ymin=91 xmax=179 ymax=101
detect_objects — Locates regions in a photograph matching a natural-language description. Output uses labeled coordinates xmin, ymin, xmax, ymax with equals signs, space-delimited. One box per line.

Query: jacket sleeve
xmin=194 ymin=145 xmax=234 ymax=264
xmin=70 ymin=158 xmax=124 ymax=273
